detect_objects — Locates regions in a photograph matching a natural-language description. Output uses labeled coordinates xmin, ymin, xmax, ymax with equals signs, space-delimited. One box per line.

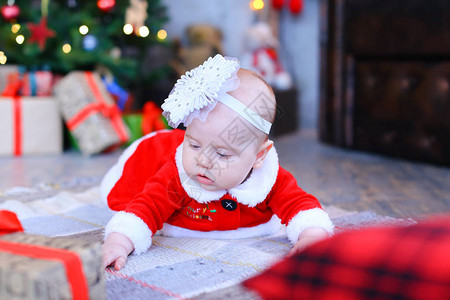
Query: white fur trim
xmin=158 ymin=215 xmax=282 ymax=239
xmin=285 ymin=208 xmax=334 ymax=244
xmin=100 ymin=130 xmax=171 ymax=204
xmin=104 ymin=211 xmax=153 ymax=254
xmin=175 ymin=144 xmax=279 ymax=206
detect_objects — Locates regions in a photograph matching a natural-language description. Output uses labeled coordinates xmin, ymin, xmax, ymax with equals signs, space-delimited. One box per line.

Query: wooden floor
xmin=1 ymin=130 xmax=449 ymax=220
xmin=275 ymin=130 xmax=450 ymax=220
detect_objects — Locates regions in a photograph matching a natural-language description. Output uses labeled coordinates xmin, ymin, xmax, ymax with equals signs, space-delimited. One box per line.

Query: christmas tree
xmin=0 ymin=0 xmax=170 ymax=96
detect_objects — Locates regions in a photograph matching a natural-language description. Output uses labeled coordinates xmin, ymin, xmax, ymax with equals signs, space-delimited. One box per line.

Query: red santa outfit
xmin=101 ymin=129 xmax=334 ymax=254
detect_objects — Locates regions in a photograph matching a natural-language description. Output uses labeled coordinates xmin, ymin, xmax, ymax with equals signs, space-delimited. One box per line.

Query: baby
xmin=101 ymin=55 xmax=334 ymax=270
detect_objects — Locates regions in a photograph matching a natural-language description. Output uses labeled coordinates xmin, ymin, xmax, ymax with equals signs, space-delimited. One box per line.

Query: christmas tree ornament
xmin=1 ymin=3 xmax=20 ymax=21
xmin=83 ymin=34 xmax=98 ymax=51
xmin=97 ymin=0 xmax=115 ymax=13
xmin=271 ymin=0 xmax=283 ymax=10
xmin=289 ymin=0 xmax=303 ymax=14
xmin=67 ymin=0 xmax=77 ymax=8
xmin=271 ymin=0 xmax=303 ymax=15
xmin=110 ymin=47 xmax=122 ymax=59
xmin=125 ymin=0 xmax=148 ymax=34
xmin=0 ymin=0 xmax=168 ymax=93
xmin=27 ymin=17 xmax=56 ymax=50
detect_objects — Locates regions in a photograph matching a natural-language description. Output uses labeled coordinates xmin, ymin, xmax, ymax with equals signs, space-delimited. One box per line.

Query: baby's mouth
xmin=196 ymin=174 xmax=214 ymax=185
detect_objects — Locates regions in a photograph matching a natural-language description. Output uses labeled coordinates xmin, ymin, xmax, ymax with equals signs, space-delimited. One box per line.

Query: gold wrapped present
xmin=53 ymin=71 xmax=129 ymax=155
xmin=0 ymin=232 xmax=106 ymax=300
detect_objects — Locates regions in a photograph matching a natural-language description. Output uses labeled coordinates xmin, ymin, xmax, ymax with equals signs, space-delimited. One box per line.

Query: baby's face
xmin=182 ymin=103 xmax=262 ymax=191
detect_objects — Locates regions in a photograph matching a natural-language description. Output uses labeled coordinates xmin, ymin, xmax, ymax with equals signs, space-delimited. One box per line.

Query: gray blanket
xmin=0 ymin=186 xmax=415 ymax=299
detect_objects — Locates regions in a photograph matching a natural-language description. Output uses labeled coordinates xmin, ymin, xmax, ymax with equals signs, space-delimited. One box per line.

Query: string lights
xmin=0 ymin=51 xmax=7 ymax=64
xmin=157 ymin=29 xmax=167 ymax=41
xmin=250 ymin=0 xmax=264 ymax=11
xmin=11 ymin=23 xmax=20 ymax=33
xmin=62 ymin=43 xmax=71 ymax=53
xmin=3 ymin=0 xmax=168 ymax=59
xmin=15 ymin=34 xmax=24 ymax=44
xmin=79 ymin=25 xmax=89 ymax=35
xmin=123 ymin=23 xmax=133 ymax=35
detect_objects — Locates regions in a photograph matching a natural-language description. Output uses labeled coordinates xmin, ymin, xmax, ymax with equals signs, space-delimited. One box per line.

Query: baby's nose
xmin=196 ymin=154 xmax=212 ymax=168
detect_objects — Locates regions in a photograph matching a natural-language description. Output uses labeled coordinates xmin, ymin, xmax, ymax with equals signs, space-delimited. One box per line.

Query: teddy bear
xmin=240 ymin=22 xmax=293 ymax=90
xmin=171 ymin=24 xmax=223 ymax=77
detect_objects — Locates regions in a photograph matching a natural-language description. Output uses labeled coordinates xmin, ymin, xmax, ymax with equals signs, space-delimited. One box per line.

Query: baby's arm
xmin=289 ymin=227 xmax=330 ymax=255
xmin=102 ymin=232 xmax=135 ymax=270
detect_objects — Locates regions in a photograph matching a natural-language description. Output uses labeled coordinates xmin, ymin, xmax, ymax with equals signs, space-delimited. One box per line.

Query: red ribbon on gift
xmin=0 ymin=210 xmax=89 ymax=300
xmin=1 ymin=73 xmax=23 ymax=156
xmin=12 ymin=96 xmax=23 ymax=156
xmin=66 ymin=71 xmax=128 ymax=143
xmin=0 ymin=72 xmax=22 ymax=97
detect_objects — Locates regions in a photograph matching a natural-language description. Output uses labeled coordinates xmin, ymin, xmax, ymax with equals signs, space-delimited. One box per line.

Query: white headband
xmin=218 ymin=93 xmax=272 ymax=134
xmin=161 ymin=54 xmax=272 ymax=135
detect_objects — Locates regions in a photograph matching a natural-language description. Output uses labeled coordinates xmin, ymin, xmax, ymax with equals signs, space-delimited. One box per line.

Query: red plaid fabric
xmin=244 ymin=216 xmax=450 ymax=300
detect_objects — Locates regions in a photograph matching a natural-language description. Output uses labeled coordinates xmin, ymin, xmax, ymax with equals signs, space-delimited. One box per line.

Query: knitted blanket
xmin=0 ymin=185 xmax=415 ymax=299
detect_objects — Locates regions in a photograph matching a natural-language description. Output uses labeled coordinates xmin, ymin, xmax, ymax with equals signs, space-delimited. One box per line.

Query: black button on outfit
xmin=221 ymin=199 xmax=237 ymax=211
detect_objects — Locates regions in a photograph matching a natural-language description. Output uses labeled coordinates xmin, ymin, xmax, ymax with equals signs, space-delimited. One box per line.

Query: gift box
xmin=0 ymin=210 xmax=106 ymax=300
xmin=21 ymin=70 xmax=55 ymax=96
xmin=0 ymin=65 xmax=20 ymax=93
xmin=0 ymin=233 xmax=106 ymax=300
xmin=1 ymin=65 xmax=57 ymax=97
xmin=0 ymin=97 xmax=63 ymax=156
xmin=122 ymin=101 xmax=169 ymax=146
xmin=53 ymin=71 xmax=129 ymax=155
xmin=123 ymin=113 xmax=144 ymax=146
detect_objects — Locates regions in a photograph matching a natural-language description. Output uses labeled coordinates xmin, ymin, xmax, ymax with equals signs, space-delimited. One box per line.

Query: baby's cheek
xmin=226 ymin=161 xmax=249 ymax=179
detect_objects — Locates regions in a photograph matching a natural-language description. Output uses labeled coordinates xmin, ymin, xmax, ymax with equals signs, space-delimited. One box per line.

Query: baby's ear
xmin=253 ymin=140 xmax=274 ymax=169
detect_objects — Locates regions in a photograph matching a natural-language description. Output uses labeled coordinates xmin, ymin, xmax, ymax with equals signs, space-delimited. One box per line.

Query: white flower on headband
xmin=162 ymin=54 xmax=240 ymax=128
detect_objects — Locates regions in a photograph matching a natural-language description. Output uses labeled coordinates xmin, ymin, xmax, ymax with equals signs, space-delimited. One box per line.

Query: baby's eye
xmin=217 ymin=152 xmax=230 ymax=159
xmin=190 ymin=144 xmax=201 ymax=150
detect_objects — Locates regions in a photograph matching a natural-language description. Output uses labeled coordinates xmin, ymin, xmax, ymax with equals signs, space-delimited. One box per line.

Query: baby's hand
xmin=102 ymin=232 xmax=134 ymax=270
xmin=289 ymin=227 xmax=330 ymax=255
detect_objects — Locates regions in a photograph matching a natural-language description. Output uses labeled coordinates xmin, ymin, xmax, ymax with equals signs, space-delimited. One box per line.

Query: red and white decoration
xmin=271 ymin=0 xmax=303 ymax=15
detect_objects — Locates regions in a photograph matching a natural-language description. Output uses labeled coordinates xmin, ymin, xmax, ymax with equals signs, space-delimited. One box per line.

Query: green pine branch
xmin=0 ymin=0 xmax=170 ymax=90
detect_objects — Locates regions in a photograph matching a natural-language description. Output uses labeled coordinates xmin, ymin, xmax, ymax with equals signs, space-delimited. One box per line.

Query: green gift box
xmin=122 ymin=113 xmax=144 ymax=146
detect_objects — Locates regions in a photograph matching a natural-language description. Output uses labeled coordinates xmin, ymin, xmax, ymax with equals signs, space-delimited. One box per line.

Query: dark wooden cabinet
xmin=319 ymin=0 xmax=450 ymax=165
xmin=272 ymin=88 xmax=299 ymax=137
